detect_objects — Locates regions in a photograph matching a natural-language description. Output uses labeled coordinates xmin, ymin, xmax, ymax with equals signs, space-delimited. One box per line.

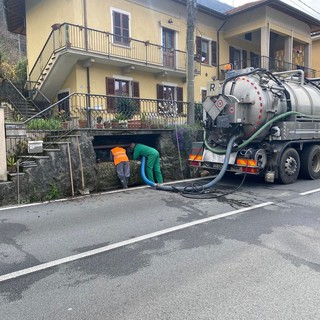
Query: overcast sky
xmin=220 ymin=0 xmax=320 ymax=18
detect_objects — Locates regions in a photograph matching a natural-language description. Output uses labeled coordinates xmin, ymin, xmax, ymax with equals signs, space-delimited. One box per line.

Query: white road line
xmin=299 ymin=188 xmax=320 ymax=196
xmin=0 ymin=201 xmax=273 ymax=283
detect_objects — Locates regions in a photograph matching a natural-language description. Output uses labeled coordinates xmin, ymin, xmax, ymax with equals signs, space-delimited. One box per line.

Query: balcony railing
xmin=29 ymin=23 xmax=187 ymax=85
xmin=220 ymin=56 xmax=316 ymax=78
xmin=23 ymin=93 xmax=189 ymax=129
xmin=71 ymin=94 xmax=189 ymax=128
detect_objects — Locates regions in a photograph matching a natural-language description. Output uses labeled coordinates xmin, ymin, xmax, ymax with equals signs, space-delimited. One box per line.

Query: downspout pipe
xmin=86 ymin=64 xmax=91 ymax=127
xmin=140 ymin=135 xmax=238 ymax=193
xmin=83 ymin=0 xmax=88 ymax=51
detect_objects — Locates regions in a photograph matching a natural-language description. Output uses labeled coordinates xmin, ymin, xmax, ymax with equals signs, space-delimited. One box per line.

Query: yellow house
xmin=4 ymin=0 xmax=320 ymax=127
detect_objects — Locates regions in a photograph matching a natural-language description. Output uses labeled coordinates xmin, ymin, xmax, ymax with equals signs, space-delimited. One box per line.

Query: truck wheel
xmin=278 ymin=148 xmax=300 ymax=184
xmin=300 ymin=145 xmax=320 ymax=180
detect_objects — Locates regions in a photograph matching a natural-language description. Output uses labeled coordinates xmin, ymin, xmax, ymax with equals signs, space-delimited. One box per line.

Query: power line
xmin=288 ymin=0 xmax=320 ymax=16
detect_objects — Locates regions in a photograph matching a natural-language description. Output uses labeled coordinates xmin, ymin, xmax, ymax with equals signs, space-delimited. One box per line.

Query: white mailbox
xmin=28 ymin=141 xmax=43 ymax=154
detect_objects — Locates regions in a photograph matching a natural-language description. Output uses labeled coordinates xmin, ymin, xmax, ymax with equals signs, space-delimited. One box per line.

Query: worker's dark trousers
xmin=116 ymin=162 xmax=130 ymax=188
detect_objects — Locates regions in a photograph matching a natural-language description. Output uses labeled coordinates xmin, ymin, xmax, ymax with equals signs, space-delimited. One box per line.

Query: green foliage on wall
xmin=26 ymin=118 xmax=62 ymax=130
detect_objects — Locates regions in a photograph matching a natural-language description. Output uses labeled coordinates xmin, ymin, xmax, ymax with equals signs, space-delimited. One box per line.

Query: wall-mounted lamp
xmin=82 ymin=58 xmax=95 ymax=68
xmin=168 ymin=18 xmax=173 ymax=24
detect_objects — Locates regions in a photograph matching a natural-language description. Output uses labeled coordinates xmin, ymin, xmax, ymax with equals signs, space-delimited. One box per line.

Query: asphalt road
xmin=1 ymin=176 xmax=320 ymax=320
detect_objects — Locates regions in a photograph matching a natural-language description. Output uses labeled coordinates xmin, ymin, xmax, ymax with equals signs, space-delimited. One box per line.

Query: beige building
xmin=4 ymin=0 xmax=320 ymax=126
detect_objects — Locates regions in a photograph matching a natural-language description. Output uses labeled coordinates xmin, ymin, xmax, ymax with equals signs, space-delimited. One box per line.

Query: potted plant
xmin=51 ymin=23 xmax=61 ymax=30
xmin=103 ymin=120 xmax=111 ymax=128
xmin=111 ymin=114 xmax=127 ymax=128
xmin=7 ymin=154 xmax=17 ymax=173
xmin=78 ymin=119 xmax=87 ymax=128
xmin=110 ymin=118 xmax=119 ymax=128
xmin=57 ymin=109 xmax=70 ymax=129
xmin=115 ymin=97 xmax=139 ymax=121
xmin=128 ymin=119 xmax=142 ymax=129
xmin=141 ymin=114 xmax=151 ymax=129
xmin=96 ymin=116 xmax=103 ymax=128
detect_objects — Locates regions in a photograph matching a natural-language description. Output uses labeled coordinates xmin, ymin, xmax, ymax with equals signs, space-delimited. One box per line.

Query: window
xmin=242 ymin=50 xmax=247 ymax=68
xmin=112 ymin=10 xmax=130 ymax=45
xmin=196 ymin=37 xmax=208 ymax=64
xmin=201 ymin=40 xmax=209 ymax=64
xmin=229 ymin=46 xmax=241 ymax=70
xmin=245 ymin=33 xmax=252 ymax=41
xmin=157 ymin=84 xmax=183 ymax=114
xmin=230 ymin=46 xmax=251 ymax=70
xmin=201 ymin=89 xmax=207 ymax=102
xmin=115 ymin=79 xmax=129 ymax=96
xmin=211 ymin=41 xmax=217 ymax=66
xmin=106 ymin=78 xmax=140 ymax=112
xmin=162 ymin=28 xmax=175 ymax=68
xmin=196 ymin=37 xmax=217 ymax=65
xmin=250 ymin=52 xmax=260 ymax=68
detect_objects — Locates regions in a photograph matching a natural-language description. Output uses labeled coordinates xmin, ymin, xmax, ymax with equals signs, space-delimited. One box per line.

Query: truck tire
xmin=278 ymin=148 xmax=300 ymax=184
xmin=300 ymin=145 xmax=320 ymax=180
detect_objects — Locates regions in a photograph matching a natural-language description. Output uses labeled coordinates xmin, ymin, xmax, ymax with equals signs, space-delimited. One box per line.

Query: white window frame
xmin=112 ymin=75 xmax=134 ymax=97
xmin=197 ymin=36 xmax=214 ymax=65
xmin=110 ymin=7 xmax=131 ymax=46
xmin=161 ymin=81 xmax=178 ymax=101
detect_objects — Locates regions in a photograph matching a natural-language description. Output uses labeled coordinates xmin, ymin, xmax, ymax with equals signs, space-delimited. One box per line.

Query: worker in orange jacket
xmin=110 ymin=146 xmax=130 ymax=188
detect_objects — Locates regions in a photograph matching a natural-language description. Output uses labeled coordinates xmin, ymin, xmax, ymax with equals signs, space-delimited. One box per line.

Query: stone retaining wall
xmin=0 ymin=130 xmax=192 ymax=207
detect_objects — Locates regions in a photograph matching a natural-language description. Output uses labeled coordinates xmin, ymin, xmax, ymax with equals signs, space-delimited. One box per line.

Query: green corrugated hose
xmin=204 ymin=111 xmax=305 ymax=155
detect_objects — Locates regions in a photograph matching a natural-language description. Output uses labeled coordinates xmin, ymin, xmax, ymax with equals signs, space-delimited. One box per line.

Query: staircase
xmin=0 ymin=79 xmax=50 ymax=120
xmin=33 ymin=53 xmax=57 ymax=93
xmin=7 ymin=127 xmax=80 ymax=178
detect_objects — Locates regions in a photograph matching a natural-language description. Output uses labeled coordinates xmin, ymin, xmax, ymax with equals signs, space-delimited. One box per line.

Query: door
xmin=57 ymin=91 xmax=70 ymax=119
xmin=229 ymin=47 xmax=241 ymax=70
xmin=162 ymin=28 xmax=175 ymax=68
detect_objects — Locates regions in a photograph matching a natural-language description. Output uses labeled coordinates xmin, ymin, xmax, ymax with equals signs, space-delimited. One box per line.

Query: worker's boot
xmin=120 ymin=178 xmax=128 ymax=189
xmin=125 ymin=177 xmax=130 ymax=187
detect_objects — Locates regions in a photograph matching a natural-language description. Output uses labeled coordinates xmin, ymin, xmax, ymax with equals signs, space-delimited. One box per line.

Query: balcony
xmin=29 ymin=23 xmax=187 ymax=98
xmin=220 ymin=56 xmax=316 ymax=79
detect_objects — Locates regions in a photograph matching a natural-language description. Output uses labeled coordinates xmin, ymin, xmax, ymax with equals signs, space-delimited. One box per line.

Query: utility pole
xmin=187 ymin=0 xmax=196 ymax=126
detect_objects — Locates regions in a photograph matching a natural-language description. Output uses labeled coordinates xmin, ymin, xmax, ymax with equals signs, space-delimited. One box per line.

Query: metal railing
xmin=53 ymin=93 xmax=189 ymax=129
xmin=29 ymin=23 xmax=187 ymax=85
xmin=220 ymin=56 xmax=316 ymax=78
xmin=0 ymin=79 xmax=45 ymax=120
xmin=5 ymin=92 xmax=190 ymax=158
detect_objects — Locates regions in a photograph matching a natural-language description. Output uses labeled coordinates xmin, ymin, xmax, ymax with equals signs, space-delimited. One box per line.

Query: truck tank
xmin=204 ymin=69 xmax=320 ymax=143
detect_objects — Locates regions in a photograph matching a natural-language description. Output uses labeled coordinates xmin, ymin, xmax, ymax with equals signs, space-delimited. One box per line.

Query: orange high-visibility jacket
xmin=111 ymin=147 xmax=129 ymax=166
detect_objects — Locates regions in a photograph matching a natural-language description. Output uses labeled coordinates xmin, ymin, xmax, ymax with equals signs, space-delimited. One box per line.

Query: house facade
xmin=4 ymin=0 xmax=320 ymax=127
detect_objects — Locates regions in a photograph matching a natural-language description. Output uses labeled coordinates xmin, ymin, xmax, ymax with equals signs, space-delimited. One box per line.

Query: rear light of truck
xmin=236 ymin=158 xmax=259 ymax=174
xmin=189 ymin=154 xmax=202 ymax=167
xmin=241 ymin=167 xmax=259 ymax=173
xmin=189 ymin=154 xmax=203 ymax=161
xmin=236 ymin=159 xmax=257 ymax=167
